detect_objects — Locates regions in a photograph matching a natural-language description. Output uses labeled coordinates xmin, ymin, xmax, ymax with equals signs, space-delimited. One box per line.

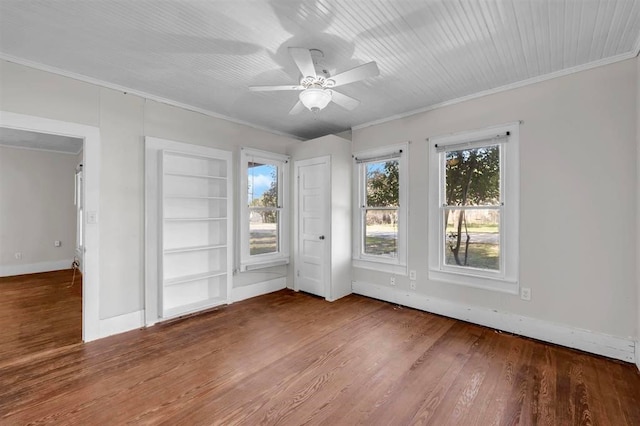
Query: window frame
xmin=239 ymin=147 xmax=290 ymax=271
xmin=428 ymin=123 xmax=519 ymax=294
xmin=352 ymin=143 xmax=408 ymax=275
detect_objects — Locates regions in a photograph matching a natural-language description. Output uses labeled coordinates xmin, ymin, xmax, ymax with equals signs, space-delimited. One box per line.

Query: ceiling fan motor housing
xmin=300 ymin=75 xmax=335 ymax=89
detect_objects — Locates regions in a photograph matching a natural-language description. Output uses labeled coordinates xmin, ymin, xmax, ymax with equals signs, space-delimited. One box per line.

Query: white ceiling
xmin=0 ymin=127 xmax=83 ymax=154
xmin=1 ymin=1 xmax=639 ymax=140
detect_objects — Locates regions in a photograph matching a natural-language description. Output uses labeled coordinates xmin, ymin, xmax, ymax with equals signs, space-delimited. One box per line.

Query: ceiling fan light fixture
xmin=299 ymin=88 xmax=332 ymax=112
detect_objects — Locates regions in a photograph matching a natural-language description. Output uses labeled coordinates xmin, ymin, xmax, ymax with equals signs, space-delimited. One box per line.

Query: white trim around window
xmin=352 ymin=143 xmax=408 ymax=275
xmin=240 ymin=148 xmax=290 ymax=271
xmin=428 ymin=122 xmax=520 ymax=294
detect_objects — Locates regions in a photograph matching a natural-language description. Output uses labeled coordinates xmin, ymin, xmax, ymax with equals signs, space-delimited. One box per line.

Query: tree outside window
xmin=248 ymin=162 xmax=279 ymax=256
xmin=354 ymin=145 xmax=408 ymax=275
xmin=444 ymin=145 xmax=500 ymax=270
xmin=429 ymin=123 xmax=519 ymax=292
xmin=240 ymin=148 xmax=289 ymax=271
xmin=363 ymin=159 xmax=399 ymax=257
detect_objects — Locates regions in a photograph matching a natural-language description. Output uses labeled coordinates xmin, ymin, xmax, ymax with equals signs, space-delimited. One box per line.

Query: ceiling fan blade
xmin=289 ymin=47 xmax=317 ymax=78
xmin=329 ymin=61 xmax=379 ymax=87
xmin=288 ymin=100 xmax=306 ymax=115
xmin=249 ymin=85 xmax=304 ymax=92
xmin=331 ymin=90 xmax=361 ymax=110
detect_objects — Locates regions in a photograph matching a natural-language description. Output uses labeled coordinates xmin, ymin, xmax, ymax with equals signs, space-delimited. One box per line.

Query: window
xmin=428 ymin=123 xmax=519 ymax=293
xmin=353 ymin=144 xmax=408 ymax=274
xmin=240 ymin=148 xmax=289 ymax=270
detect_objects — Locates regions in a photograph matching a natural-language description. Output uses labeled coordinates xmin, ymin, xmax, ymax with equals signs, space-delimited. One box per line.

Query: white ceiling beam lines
xmin=0 ymin=1 xmax=638 ymax=139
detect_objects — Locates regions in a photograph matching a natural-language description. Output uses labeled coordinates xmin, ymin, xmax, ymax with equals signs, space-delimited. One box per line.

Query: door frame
xmin=0 ymin=110 xmax=101 ymax=342
xmin=293 ymin=155 xmax=331 ymax=300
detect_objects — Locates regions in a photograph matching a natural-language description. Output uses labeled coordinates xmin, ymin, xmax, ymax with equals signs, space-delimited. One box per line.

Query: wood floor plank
xmin=1 ymin=283 xmax=639 ymax=425
xmin=356 ymin=321 xmax=484 ymax=425
xmin=202 ymin=305 xmax=451 ymax=426
xmin=0 ymin=269 xmax=81 ymax=363
xmin=304 ymin=308 xmax=457 ymax=425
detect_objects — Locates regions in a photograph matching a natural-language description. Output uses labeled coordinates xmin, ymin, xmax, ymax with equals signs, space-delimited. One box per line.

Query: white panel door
xmin=295 ymin=157 xmax=330 ymax=297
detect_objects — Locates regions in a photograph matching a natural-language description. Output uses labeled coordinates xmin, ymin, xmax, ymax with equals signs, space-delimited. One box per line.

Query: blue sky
xmin=248 ymin=164 xmax=275 ymax=201
xmin=367 ymin=162 xmax=384 ymax=174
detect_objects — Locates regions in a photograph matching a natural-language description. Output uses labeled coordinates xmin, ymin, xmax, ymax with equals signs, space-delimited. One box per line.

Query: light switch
xmin=54 ymin=240 xmax=61 ymax=247
xmin=87 ymin=211 xmax=98 ymax=224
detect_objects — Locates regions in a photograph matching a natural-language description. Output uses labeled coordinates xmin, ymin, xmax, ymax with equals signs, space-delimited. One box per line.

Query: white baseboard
xmin=0 ymin=258 xmax=73 ymax=277
xmin=352 ymin=281 xmax=636 ymax=363
xmin=231 ymin=277 xmax=287 ymax=303
xmin=636 ymin=341 xmax=640 ymax=371
xmin=99 ymin=310 xmax=145 ymax=339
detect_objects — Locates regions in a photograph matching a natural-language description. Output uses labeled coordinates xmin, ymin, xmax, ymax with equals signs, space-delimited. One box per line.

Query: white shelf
xmin=164 ymin=270 xmax=226 ymax=287
xmin=164 ymin=217 xmax=227 ymax=222
xmin=158 ymin=147 xmax=232 ymax=320
xmin=162 ymin=297 xmax=227 ymax=319
xmin=163 ymin=149 xmax=225 ymax=162
xmin=164 ymin=244 xmax=226 ymax=254
xmin=164 ymin=195 xmax=227 ymax=200
xmin=165 ymin=172 xmax=226 ymax=180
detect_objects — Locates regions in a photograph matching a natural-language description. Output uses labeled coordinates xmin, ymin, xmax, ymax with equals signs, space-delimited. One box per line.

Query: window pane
xmin=444 ymin=209 xmax=499 ymax=271
xmin=445 ymin=145 xmax=499 ymax=206
xmin=364 ymin=209 xmax=398 ymax=257
xmin=366 ymin=160 xmax=399 ymax=207
xmin=249 ymin=209 xmax=278 ymax=255
xmin=248 ymin=162 xmax=278 ymax=207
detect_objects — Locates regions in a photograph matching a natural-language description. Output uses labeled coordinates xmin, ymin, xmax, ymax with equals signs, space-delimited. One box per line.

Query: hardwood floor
xmin=1 ymin=289 xmax=638 ymax=425
xmin=0 ymin=269 xmax=81 ymax=363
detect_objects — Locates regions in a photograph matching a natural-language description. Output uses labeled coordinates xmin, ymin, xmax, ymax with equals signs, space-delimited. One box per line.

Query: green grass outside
xmin=444 ymin=242 xmax=499 ymax=270
xmin=365 ymin=235 xmax=397 ymax=256
xmin=445 ymin=224 xmax=498 ymax=233
xmin=250 ymin=223 xmax=498 ymax=269
xmin=250 ymin=232 xmax=277 ymax=256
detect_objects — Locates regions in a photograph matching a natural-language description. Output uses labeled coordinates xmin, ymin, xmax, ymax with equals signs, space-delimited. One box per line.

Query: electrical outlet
xmin=409 ymin=270 xmax=417 ymax=280
xmin=390 ymin=276 xmax=396 ymax=286
xmin=14 ymin=252 xmax=22 ymax=260
xmin=54 ymin=240 xmax=61 ymax=247
xmin=520 ymin=287 xmax=531 ymax=301
xmin=410 ymin=281 xmax=416 ymax=290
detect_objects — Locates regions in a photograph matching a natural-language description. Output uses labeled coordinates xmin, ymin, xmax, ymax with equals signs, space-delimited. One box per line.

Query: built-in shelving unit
xmin=145 ymin=138 xmax=234 ymax=325
xmin=157 ymin=148 xmax=232 ymax=319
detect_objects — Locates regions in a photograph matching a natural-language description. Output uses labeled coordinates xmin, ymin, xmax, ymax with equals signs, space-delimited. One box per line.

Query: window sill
xmin=241 ymin=258 xmax=289 ymax=272
xmin=428 ymin=269 xmax=518 ymax=294
xmin=353 ymin=259 xmax=407 ymax=276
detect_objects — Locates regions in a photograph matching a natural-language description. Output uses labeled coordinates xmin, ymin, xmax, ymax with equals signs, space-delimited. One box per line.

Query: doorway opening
xmin=0 ymin=111 xmax=101 ymax=345
xmin=0 ymin=128 xmax=84 ymax=358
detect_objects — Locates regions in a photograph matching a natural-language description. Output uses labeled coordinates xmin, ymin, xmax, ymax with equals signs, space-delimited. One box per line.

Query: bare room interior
xmin=0 ymin=1 xmax=639 ymax=424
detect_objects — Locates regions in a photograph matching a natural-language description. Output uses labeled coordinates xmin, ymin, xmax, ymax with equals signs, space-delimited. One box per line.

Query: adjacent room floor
xmin=0 ymin=269 xmax=81 ymax=363
xmin=1 ymin=289 xmax=638 ymax=424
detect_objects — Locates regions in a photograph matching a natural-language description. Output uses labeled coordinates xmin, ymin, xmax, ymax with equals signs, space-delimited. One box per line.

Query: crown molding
xmin=353 ymin=51 xmax=638 ymax=132
xmin=0 ymin=54 xmax=302 ymax=141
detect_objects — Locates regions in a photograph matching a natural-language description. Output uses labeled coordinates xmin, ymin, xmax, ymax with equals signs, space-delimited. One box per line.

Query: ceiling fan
xmin=249 ymin=47 xmax=379 ymax=114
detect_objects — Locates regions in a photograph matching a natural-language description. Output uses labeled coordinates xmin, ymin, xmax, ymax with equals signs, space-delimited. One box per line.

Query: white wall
xmin=0 ymin=60 xmax=298 ymax=321
xmin=352 ymin=58 xmax=638 ymax=340
xmin=636 ymin=55 xmax=640 ymax=369
xmin=2 ymin=56 xmax=637 ymax=348
xmin=288 ymin=134 xmax=352 ymax=300
xmin=0 ymin=146 xmax=77 ymax=271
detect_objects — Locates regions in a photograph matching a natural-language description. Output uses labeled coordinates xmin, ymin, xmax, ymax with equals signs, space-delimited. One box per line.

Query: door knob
xmin=319 ymin=235 xmax=325 ymax=240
